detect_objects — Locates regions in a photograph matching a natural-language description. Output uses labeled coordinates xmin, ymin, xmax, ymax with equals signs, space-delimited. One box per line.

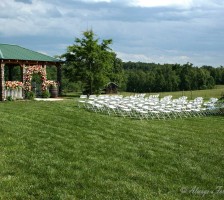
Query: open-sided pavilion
xmin=0 ymin=44 xmax=63 ymax=101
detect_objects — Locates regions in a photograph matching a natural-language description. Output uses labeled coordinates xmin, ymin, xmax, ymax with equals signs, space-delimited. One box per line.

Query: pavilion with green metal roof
xmin=0 ymin=44 xmax=63 ymax=101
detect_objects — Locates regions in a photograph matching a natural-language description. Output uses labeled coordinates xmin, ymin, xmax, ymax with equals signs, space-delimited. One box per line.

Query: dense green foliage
xmin=61 ymin=50 xmax=224 ymax=93
xmin=0 ymin=100 xmax=223 ymax=199
xmin=62 ymin=30 xmax=124 ymax=94
xmin=4 ymin=65 xmax=22 ymax=81
xmin=124 ymin=62 xmax=224 ymax=93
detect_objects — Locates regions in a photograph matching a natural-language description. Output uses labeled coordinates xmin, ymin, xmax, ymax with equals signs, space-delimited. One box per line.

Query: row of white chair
xmin=78 ymin=94 xmax=223 ymax=120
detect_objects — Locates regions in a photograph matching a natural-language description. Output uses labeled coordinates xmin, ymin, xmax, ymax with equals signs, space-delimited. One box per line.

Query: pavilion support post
xmin=0 ymin=63 xmax=5 ymax=101
xmin=42 ymin=64 xmax=47 ymax=75
xmin=21 ymin=64 xmax=26 ymax=99
xmin=57 ymin=64 xmax=62 ymax=96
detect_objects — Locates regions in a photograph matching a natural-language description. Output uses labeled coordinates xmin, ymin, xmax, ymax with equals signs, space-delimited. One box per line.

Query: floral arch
xmin=3 ymin=65 xmax=59 ymax=100
xmin=24 ymin=65 xmax=48 ymax=92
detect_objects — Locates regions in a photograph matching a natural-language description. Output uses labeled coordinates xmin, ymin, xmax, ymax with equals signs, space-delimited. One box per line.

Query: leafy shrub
xmin=25 ymin=91 xmax=35 ymax=100
xmin=42 ymin=90 xmax=50 ymax=98
xmin=6 ymin=96 xmax=14 ymax=101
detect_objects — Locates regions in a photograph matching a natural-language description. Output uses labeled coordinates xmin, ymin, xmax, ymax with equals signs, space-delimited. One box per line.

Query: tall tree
xmin=62 ymin=30 xmax=114 ymax=94
xmin=109 ymin=55 xmax=126 ymax=90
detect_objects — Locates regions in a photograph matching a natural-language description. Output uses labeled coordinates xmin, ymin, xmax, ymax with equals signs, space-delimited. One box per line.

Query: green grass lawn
xmin=158 ymin=85 xmax=224 ymax=100
xmin=0 ymin=100 xmax=224 ymax=199
xmin=120 ymin=85 xmax=224 ymax=100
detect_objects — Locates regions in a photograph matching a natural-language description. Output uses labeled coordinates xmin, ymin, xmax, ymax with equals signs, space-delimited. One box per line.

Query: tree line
xmin=123 ymin=62 xmax=224 ymax=93
xmin=61 ymin=30 xmax=224 ymax=94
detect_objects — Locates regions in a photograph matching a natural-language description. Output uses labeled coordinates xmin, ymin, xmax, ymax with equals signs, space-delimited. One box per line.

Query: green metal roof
xmin=0 ymin=44 xmax=61 ymax=62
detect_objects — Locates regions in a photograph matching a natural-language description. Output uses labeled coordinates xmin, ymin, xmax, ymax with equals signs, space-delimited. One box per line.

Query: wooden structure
xmin=0 ymin=44 xmax=63 ymax=101
xmin=105 ymin=82 xmax=119 ymax=94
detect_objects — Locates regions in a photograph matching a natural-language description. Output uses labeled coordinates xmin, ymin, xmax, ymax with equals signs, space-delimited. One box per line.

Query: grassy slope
xmin=0 ymin=100 xmax=224 ymax=199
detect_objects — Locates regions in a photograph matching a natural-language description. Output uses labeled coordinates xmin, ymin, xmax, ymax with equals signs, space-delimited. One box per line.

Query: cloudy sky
xmin=0 ymin=0 xmax=224 ymax=66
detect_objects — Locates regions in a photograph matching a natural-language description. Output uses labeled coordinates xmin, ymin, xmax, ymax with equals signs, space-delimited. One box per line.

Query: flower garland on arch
xmin=45 ymin=80 xmax=59 ymax=88
xmin=24 ymin=65 xmax=48 ymax=92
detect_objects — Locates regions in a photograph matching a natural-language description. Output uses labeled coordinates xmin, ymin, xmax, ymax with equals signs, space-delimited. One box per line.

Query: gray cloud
xmin=0 ymin=0 xmax=224 ymax=66
xmin=14 ymin=0 xmax=32 ymax=4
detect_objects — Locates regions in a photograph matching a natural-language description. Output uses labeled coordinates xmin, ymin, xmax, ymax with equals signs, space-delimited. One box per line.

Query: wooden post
xmin=57 ymin=64 xmax=62 ymax=96
xmin=0 ymin=63 xmax=5 ymax=101
xmin=42 ymin=64 xmax=47 ymax=75
xmin=21 ymin=64 xmax=26 ymax=98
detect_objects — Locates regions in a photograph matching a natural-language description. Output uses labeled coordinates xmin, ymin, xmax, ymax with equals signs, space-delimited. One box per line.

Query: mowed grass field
xmin=121 ymin=85 xmax=224 ymax=100
xmin=0 ymin=98 xmax=224 ymax=199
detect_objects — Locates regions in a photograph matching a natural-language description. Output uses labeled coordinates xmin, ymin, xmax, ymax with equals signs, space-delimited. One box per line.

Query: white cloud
xmin=117 ymin=51 xmax=192 ymax=65
xmin=128 ymin=0 xmax=193 ymax=8
xmin=117 ymin=52 xmax=154 ymax=63
xmin=81 ymin=0 xmax=112 ymax=3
